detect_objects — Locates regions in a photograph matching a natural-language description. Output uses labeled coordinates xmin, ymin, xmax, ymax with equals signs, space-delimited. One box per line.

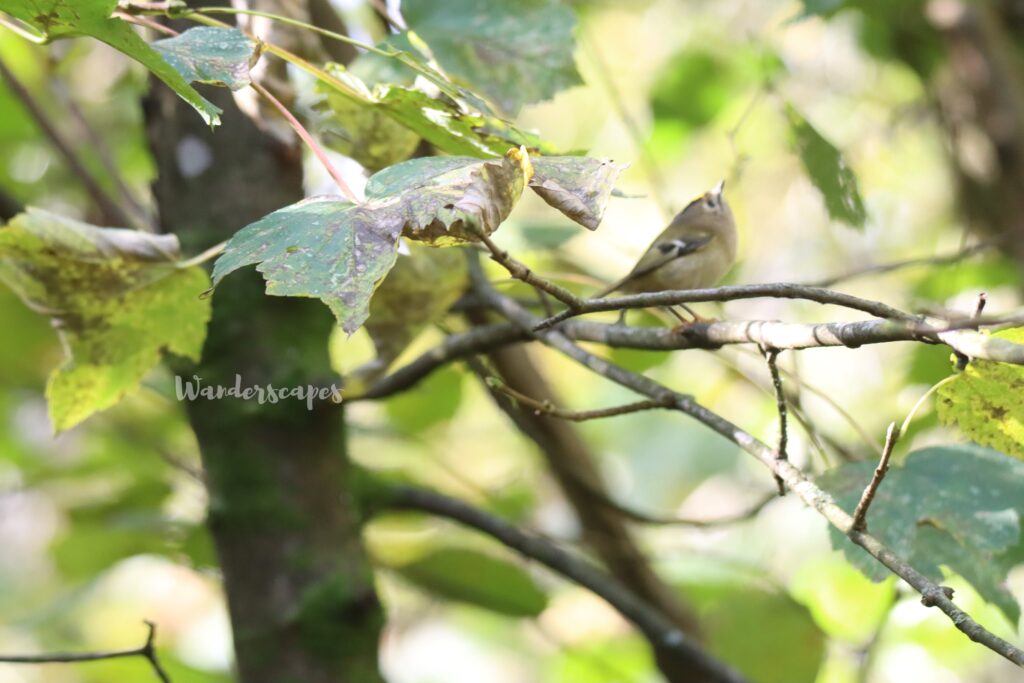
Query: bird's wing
xmin=595 ymin=233 xmax=714 ymax=297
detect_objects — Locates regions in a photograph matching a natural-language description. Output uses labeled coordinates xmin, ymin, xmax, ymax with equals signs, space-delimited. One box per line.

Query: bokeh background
xmin=2 ymin=0 xmax=1023 ymax=682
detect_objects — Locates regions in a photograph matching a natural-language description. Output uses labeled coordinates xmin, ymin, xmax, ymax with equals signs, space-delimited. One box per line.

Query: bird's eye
xmin=704 ymin=196 xmax=718 ymax=211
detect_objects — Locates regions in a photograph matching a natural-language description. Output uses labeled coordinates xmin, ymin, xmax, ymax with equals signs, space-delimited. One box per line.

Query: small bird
xmin=596 ymin=180 xmax=737 ymax=301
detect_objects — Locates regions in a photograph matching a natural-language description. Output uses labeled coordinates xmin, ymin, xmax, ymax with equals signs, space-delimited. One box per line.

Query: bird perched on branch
xmin=596 ymin=180 xmax=737 ymax=301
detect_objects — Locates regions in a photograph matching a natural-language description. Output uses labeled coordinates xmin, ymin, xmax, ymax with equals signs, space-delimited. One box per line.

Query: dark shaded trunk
xmin=144 ymin=75 xmax=384 ymax=683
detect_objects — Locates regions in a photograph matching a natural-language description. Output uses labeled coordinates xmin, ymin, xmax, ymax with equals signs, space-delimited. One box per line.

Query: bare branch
xmin=850 ymin=423 xmax=900 ymax=533
xmin=0 ymin=621 xmax=171 ymax=683
xmin=356 ymin=312 xmax=1024 ymax=401
xmin=0 ymin=55 xmax=139 ymax=229
xmin=471 ymin=266 xmax=1024 ymax=668
xmin=486 ymin=376 xmax=673 ymax=421
xmin=803 ymin=241 xmax=997 ymax=288
xmin=378 ymin=485 xmax=750 ymax=683
xmin=535 ymin=282 xmax=920 ymax=330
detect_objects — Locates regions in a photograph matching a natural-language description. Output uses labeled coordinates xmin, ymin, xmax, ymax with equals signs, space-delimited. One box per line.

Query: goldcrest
xmin=598 ymin=180 xmax=736 ymax=297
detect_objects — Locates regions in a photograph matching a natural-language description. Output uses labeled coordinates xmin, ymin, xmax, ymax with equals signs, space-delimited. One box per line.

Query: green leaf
xmin=817 ymin=444 xmax=1024 ymax=622
xmin=314 ymin=83 xmax=422 ymax=172
xmin=937 ymin=328 xmax=1024 ymax=459
xmin=385 ymin=365 xmax=465 ymax=433
xmin=679 ymin=578 xmax=825 ymax=683
xmin=213 ymin=150 xmax=530 ymax=333
xmin=346 ymin=244 xmax=468 ymax=391
xmin=151 ymin=26 xmax=260 ymax=91
xmin=0 ymin=0 xmax=222 ymax=125
xmin=315 ymin=66 xmax=556 ymax=160
xmin=390 ymin=546 xmax=548 ymax=617
xmin=530 ymin=157 xmax=627 ymax=230
xmin=786 ymin=103 xmax=867 ymax=228
xmin=401 ymin=0 xmax=583 ymax=114
xmin=0 ymin=208 xmax=211 ymax=431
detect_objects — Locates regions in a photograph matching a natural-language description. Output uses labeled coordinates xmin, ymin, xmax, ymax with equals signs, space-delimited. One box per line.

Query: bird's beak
xmin=710 ymin=179 xmax=726 ymax=201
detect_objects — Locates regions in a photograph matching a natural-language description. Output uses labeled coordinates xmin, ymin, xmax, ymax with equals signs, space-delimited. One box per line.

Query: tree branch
xmin=0 ymin=621 xmax=171 ymax=683
xmin=354 ymin=312 xmax=1024 ymax=401
xmin=535 ymin=282 xmax=920 ymax=330
xmin=377 ymin=485 xmax=750 ymax=683
xmin=0 ymin=55 xmax=138 ymax=229
xmin=471 ymin=264 xmax=1024 ymax=668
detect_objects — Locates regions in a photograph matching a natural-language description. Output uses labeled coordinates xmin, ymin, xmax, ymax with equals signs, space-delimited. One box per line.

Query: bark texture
xmin=144 ymin=30 xmax=384 ymax=683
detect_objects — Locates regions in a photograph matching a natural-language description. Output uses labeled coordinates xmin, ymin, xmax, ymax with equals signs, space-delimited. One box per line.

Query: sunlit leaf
xmin=390 ymin=546 xmax=549 ymax=617
xmin=817 ymin=444 xmax=1024 ymax=622
xmin=213 ymin=150 xmax=530 ymax=333
xmin=315 ymin=66 xmax=556 ymax=160
xmin=151 ymin=27 xmax=260 ymax=91
xmin=0 ymin=0 xmax=222 ymax=125
xmin=401 ymin=0 xmax=583 ymax=114
xmin=937 ymin=328 xmax=1024 ymax=459
xmin=0 ymin=208 xmax=211 ymax=431
xmin=786 ymin=103 xmax=867 ymax=228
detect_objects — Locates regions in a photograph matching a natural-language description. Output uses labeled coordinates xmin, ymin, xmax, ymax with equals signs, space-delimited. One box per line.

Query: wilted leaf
xmin=390 ymin=546 xmax=548 ymax=617
xmin=365 ymin=148 xmax=533 ymax=245
xmin=213 ymin=150 xmax=530 ymax=333
xmin=817 ymin=444 xmax=1024 ymax=622
xmin=1 ymin=0 xmax=222 ymax=125
xmin=530 ymin=157 xmax=627 ymax=230
xmin=680 ymin=579 xmax=825 ymax=683
xmin=937 ymin=328 xmax=1024 ymax=459
xmin=152 ymin=27 xmax=260 ymax=91
xmin=786 ymin=103 xmax=867 ymax=228
xmin=0 ymin=208 xmax=211 ymax=431
xmin=401 ymin=0 xmax=583 ymax=115
xmin=315 ymin=66 xmax=556 ymax=160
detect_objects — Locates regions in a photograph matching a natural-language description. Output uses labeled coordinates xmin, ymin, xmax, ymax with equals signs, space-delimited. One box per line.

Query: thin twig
xmin=850 ymin=423 xmax=900 ymax=533
xmin=803 ymin=241 xmax=997 ymax=288
xmin=0 ymin=56 xmax=137 ymax=229
xmin=471 ymin=264 xmax=1024 ymax=668
xmin=0 ymin=621 xmax=172 ymax=683
xmin=476 ymin=232 xmax=583 ymax=309
xmin=48 ymin=76 xmax=154 ymax=229
xmin=761 ymin=346 xmax=787 ymax=495
xmin=249 ymin=81 xmax=360 ymax=203
xmin=379 ymin=486 xmax=749 ymax=683
xmin=486 ymin=377 xmax=672 ymax=421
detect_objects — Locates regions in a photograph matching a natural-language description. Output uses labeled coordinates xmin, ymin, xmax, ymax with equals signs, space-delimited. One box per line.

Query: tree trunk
xmin=144 ymin=65 xmax=384 ymax=683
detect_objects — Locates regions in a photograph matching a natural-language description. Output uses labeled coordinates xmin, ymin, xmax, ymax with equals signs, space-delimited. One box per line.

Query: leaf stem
xmin=0 ymin=13 xmax=47 ymax=43
xmin=177 ymin=240 xmax=227 ymax=269
xmin=250 ymin=81 xmax=360 ymax=203
xmin=188 ymin=7 xmax=390 ymax=56
xmin=899 ymin=374 xmax=958 ymax=437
